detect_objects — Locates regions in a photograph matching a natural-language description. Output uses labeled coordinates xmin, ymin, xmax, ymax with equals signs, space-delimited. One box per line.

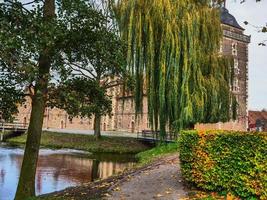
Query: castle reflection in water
xmin=0 ymin=147 xmax=135 ymax=200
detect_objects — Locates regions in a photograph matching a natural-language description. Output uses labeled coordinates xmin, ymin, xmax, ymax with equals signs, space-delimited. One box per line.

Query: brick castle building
xmin=15 ymin=8 xmax=251 ymax=133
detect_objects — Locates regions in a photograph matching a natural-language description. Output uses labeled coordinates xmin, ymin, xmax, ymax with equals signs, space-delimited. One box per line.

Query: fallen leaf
xmin=104 ymin=193 xmax=111 ymax=197
xmin=165 ymin=190 xmax=172 ymax=194
xmin=156 ymin=193 xmax=163 ymax=197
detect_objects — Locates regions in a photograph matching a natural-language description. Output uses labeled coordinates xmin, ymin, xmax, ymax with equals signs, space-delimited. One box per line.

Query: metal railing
xmin=137 ymin=130 xmax=178 ymax=143
xmin=0 ymin=122 xmax=28 ymax=131
xmin=0 ymin=122 xmax=28 ymax=141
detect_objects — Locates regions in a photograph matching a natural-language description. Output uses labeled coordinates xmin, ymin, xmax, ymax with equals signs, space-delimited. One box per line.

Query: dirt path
xmin=104 ymin=154 xmax=188 ymax=200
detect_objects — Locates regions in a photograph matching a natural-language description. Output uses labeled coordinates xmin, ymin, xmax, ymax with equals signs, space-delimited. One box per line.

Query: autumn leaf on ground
xmin=155 ymin=193 xmax=163 ymax=198
xmin=114 ymin=187 xmax=121 ymax=191
xmin=104 ymin=193 xmax=111 ymax=197
xmin=165 ymin=190 xmax=172 ymax=194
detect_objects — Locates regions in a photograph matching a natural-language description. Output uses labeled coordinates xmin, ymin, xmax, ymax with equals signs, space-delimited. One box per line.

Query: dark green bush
xmin=179 ymin=130 xmax=267 ymax=199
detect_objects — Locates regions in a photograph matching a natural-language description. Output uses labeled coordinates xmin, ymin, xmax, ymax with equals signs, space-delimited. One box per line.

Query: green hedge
xmin=179 ymin=130 xmax=267 ymax=199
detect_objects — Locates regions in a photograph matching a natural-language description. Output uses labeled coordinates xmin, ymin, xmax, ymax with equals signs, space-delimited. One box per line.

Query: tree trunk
xmin=94 ymin=113 xmax=101 ymax=140
xmin=14 ymin=1 xmax=55 ymax=200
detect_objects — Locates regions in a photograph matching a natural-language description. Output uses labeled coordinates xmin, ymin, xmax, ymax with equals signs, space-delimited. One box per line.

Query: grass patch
xmin=136 ymin=142 xmax=178 ymax=165
xmin=7 ymin=131 xmax=150 ymax=154
xmin=0 ymin=131 xmax=11 ymax=136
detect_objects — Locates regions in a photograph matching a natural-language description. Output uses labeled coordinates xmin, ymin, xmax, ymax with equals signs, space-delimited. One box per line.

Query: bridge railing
xmin=137 ymin=130 xmax=178 ymax=142
xmin=0 ymin=122 xmax=28 ymax=132
xmin=0 ymin=122 xmax=28 ymax=141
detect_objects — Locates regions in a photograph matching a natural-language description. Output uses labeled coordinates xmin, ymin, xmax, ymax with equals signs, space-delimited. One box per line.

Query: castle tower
xmin=220 ymin=7 xmax=251 ymax=130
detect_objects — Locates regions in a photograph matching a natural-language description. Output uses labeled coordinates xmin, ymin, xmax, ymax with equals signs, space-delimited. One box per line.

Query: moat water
xmin=0 ymin=144 xmax=136 ymax=200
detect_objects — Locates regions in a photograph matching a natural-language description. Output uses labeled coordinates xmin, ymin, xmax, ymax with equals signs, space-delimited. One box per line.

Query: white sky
xmin=227 ymin=0 xmax=267 ymax=111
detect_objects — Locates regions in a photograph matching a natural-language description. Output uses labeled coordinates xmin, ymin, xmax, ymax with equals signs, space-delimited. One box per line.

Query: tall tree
xmin=49 ymin=77 xmax=113 ymax=140
xmin=60 ymin=14 xmax=126 ymax=139
xmin=0 ymin=0 xmax=119 ymax=199
xmin=13 ymin=1 xmax=56 ymax=199
xmin=112 ymin=0 xmax=235 ymax=138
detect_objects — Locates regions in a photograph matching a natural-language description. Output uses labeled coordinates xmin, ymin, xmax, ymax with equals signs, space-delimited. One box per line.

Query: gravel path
xmin=105 ymin=155 xmax=188 ymax=200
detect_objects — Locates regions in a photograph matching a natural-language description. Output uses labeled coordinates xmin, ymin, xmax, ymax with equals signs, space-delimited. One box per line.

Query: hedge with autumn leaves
xmin=179 ymin=130 xmax=267 ymax=199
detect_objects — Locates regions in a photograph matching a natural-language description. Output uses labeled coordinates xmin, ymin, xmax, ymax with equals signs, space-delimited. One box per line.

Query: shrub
xmin=179 ymin=130 xmax=267 ymax=199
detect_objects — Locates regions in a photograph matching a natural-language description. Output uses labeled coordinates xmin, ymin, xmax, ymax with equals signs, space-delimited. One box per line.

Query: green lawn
xmin=0 ymin=131 xmax=11 ymax=141
xmin=1 ymin=131 xmax=11 ymax=135
xmin=136 ymin=142 xmax=179 ymax=165
xmin=7 ymin=131 xmax=150 ymax=154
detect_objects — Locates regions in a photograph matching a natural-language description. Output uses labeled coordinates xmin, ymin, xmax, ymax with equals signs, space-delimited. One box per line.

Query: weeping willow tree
xmin=112 ymin=0 xmax=235 ymax=137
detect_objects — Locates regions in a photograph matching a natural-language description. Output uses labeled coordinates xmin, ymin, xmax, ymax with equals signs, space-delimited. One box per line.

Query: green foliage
xmin=0 ymin=73 xmax=24 ymax=121
xmin=0 ymin=0 xmax=125 ymax=118
xmin=8 ymin=131 xmax=150 ymax=154
xmin=112 ymin=0 xmax=235 ymax=138
xmin=179 ymin=130 xmax=267 ymax=199
xmin=49 ymin=77 xmax=112 ymax=119
xmin=136 ymin=143 xmax=178 ymax=165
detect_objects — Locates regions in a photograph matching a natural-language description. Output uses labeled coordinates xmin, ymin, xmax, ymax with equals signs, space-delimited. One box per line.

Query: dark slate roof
xmin=220 ymin=7 xmax=244 ymax=30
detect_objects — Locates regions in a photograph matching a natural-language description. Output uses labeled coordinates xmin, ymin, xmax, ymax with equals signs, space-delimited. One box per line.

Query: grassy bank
xmin=136 ymin=142 xmax=179 ymax=166
xmin=7 ymin=131 xmax=150 ymax=154
xmin=1 ymin=131 xmax=11 ymax=137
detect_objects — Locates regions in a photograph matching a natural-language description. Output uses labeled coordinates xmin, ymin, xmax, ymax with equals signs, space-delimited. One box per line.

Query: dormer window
xmin=232 ymin=42 xmax=237 ymax=56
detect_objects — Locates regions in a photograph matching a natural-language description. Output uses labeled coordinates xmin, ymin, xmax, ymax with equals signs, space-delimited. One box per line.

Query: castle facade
xmin=15 ymin=8 xmax=251 ymax=133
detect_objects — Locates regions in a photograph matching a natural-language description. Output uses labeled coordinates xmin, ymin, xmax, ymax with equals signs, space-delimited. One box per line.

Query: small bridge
xmin=0 ymin=122 xmax=28 ymax=142
xmin=137 ymin=130 xmax=178 ymax=143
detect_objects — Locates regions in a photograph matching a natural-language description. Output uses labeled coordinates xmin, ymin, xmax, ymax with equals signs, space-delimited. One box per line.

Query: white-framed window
xmin=119 ymin=102 xmax=123 ymax=111
xmin=234 ymin=59 xmax=240 ymax=75
xmin=232 ymin=42 xmax=237 ymax=56
xmin=219 ymin=41 xmax=223 ymax=53
xmin=233 ymin=78 xmax=240 ymax=92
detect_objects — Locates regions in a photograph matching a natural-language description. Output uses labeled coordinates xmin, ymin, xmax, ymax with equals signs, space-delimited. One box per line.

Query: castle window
xmin=219 ymin=41 xmax=223 ymax=53
xmin=119 ymin=102 xmax=124 ymax=112
xmin=234 ymin=59 xmax=240 ymax=75
xmin=69 ymin=118 xmax=73 ymax=124
xmin=233 ymin=78 xmax=240 ymax=92
xmin=232 ymin=42 xmax=237 ymax=56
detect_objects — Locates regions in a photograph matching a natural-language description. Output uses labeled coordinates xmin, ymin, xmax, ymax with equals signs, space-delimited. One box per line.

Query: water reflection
xmin=0 ymin=145 xmax=135 ymax=200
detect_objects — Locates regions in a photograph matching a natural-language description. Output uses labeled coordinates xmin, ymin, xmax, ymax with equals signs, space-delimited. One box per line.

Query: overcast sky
xmin=227 ymin=0 xmax=267 ymax=110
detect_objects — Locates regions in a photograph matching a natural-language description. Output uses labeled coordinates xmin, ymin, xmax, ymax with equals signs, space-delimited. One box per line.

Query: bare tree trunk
xmin=94 ymin=113 xmax=101 ymax=140
xmin=14 ymin=1 xmax=55 ymax=199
